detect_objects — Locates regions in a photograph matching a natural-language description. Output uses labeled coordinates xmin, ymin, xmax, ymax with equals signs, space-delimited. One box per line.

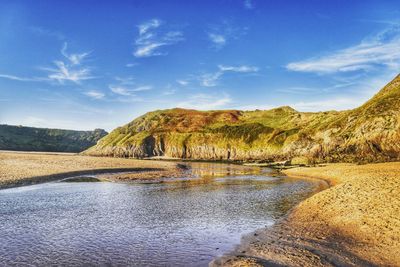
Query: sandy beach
xmin=0 ymin=151 xmax=184 ymax=189
xmin=212 ymin=162 xmax=400 ymax=266
xmin=2 ymin=151 xmax=399 ymax=266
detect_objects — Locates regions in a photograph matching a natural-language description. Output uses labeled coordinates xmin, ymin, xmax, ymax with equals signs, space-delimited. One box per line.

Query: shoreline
xmin=0 ymin=167 xmax=170 ymax=190
xmin=2 ymin=151 xmax=399 ymax=265
xmin=0 ymin=151 xmax=185 ymax=190
xmin=211 ymin=162 xmax=400 ymax=266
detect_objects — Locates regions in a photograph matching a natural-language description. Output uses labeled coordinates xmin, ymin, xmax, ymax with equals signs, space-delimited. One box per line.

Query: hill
xmin=84 ymin=74 xmax=400 ymax=163
xmin=0 ymin=125 xmax=107 ymax=153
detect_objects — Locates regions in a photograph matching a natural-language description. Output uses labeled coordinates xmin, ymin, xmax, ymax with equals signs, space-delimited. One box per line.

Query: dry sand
xmin=212 ymin=162 xmax=400 ymax=267
xmin=0 ymin=151 xmax=184 ymax=189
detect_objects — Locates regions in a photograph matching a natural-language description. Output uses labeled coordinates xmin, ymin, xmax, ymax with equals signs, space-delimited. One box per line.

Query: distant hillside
xmin=0 ymin=125 xmax=107 ymax=153
xmin=84 ymin=74 xmax=400 ymax=163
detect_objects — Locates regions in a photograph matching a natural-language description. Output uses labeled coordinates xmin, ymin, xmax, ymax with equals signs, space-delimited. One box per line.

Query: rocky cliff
xmin=84 ymin=74 xmax=400 ymax=163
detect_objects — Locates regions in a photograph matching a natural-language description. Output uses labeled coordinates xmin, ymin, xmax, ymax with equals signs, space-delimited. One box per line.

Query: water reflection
xmin=0 ymin=162 xmax=318 ymax=267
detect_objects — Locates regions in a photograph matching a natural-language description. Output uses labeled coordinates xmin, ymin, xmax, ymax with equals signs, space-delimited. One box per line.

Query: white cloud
xmin=218 ymin=64 xmax=259 ymax=72
xmin=132 ymin=85 xmax=152 ymax=92
xmin=163 ymin=89 xmax=176 ymax=95
xmin=200 ymin=64 xmax=259 ymax=87
xmin=126 ymin=63 xmax=139 ymax=68
xmin=138 ymin=19 xmax=162 ymax=35
xmin=43 ymin=60 xmax=93 ymax=84
xmin=200 ymin=72 xmax=223 ymax=87
xmin=134 ymin=18 xmax=184 ymax=57
xmin=286 ymin=27 xmax=400 ymax=73
xmin=0 ymin=43 xmax=93 ymax=85
xmin=0 ymin=74 xmax=43 ymax=82
xmin=84 ymin=90 xmax=105 ymax=99
xmin=134 ymin=43 xmax=165 ymax=57
xmin=177 ymin=93 xmax=232 ymax=110
xmin=61 ymin=42 xmax=90 ymax=65
xmin=208 ymin=33 xmax=226 ymax=48
xmin=176 ymin=79 xmax=189 ymax=86
xmin=109 ymin=85 xmax=152 ymax=96
xmin=243 ymin=0 xmax=254 ymax=9
xmin=109 ymin=85 xmax=132 ymax=96
xmin=113 ymin=96 xmax=144 ymax=103
xmin=207 ymin=21 xmax=248 ymax=49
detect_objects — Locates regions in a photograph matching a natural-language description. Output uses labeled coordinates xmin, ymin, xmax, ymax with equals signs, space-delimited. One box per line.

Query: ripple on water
xmin=0 ymin=163 xmax=316 ymax=266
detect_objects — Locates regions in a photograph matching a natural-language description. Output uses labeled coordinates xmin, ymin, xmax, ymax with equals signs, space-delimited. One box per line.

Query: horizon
xmin=1 ymin=0 xmax=400 ymax=131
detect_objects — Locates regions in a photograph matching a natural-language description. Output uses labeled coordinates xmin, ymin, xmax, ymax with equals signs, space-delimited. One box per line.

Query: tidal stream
xmin=0 ymin=162 xmax=318 ymax=266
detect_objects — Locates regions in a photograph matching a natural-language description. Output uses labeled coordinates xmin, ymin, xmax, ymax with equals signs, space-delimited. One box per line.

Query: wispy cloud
xmin=115 ymin=76 xmax=135 ymax=84
xmin=45 ymin=43 xmax=93 ymax=83
xmin=126 ymin=62 xmax=139 ymax=68
xmin=177 ymin=93 xmax=232 ymax=110
xmin=61 ymin=42 xmax=91 ymax=65
xmin=0 ymin=74 xmax=43 ymax=82
xmin=163 ymin=89 xmax=176 ymax=95
xmin=84 ymin=90 xmax=105 ymax=99
xmin=42 ymin=60 xmax=93 ymax=84
xmin=132 ymin=85 xmax=152 ymax=92
xmin=109 ymin=85 xmax=132 ymax=96
xmin=200 ymin=72 xmax=223 ymax=87
xmin=286 ymin=26 xmax=400 ymax=73
xmin=243 ymin=0 xmax=254 ymax=9
xmin=113 ymin=95 xmax=144 ymax=103
xmin=176 ymin=79 xmax=189 ymax=86
xmin=207 ymin=21 xmax=248 ymax=49
xmin=134 ymin=18 xmax=184 ymax=57
xmin=200 ymin=64 xmax=259 ymax=87
xmin=208 ymin=33 xmax=226 ymax=48
xmin=0 ymin=43 xmax=93 ymax=84
xmin=218 ymin=65 xmax=259 ymax=72
xmin=109 ymin=85 xmax=152 ymax=96
xmin=138 ymin=18 xmax=162 ymax=35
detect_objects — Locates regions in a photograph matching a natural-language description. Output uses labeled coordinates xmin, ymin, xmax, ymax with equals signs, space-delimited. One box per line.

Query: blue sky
xmin=1 ymin=0 xmax=400 ymax=131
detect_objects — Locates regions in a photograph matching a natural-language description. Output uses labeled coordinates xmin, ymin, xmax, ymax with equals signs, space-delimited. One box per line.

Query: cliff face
xmin=0 ymin=125 xmax=107 ymax=153
xmin=84 ymin=75 xmax=400 ymax=163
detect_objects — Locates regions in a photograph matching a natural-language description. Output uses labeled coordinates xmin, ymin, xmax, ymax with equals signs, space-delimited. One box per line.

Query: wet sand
xmin=212 ymin=162 xmax=400 ymax=266
xmin=0 ymin=151 xmax=184 ymax=189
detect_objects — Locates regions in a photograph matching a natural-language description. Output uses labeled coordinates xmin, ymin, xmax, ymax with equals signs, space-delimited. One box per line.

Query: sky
xmin=1 ymin=0 xmax=400 ymax=131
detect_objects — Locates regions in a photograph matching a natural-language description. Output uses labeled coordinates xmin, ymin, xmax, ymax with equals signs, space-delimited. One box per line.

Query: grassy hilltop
xmin=0 ymin=125 xmax=107 ymax=153
xmin=85 ymin=74 xmax=400 ymax=163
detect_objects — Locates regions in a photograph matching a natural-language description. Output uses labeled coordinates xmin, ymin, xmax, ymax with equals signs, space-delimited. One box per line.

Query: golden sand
xmin=283 ymin=163 xmax=400 ymax=266
xmin=212 ymin=162 xmax=400 ymax=266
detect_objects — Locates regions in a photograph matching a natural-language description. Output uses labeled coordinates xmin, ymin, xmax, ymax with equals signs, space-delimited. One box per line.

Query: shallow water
xmin=0 ymin=162 xmax=317 ymax=266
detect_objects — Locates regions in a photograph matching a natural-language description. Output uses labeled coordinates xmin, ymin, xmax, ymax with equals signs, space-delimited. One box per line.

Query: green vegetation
xmin=85 ymin=74 xmax=400 ymax=163
xmin=0 ymin=125 xmax=107 ymax=152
